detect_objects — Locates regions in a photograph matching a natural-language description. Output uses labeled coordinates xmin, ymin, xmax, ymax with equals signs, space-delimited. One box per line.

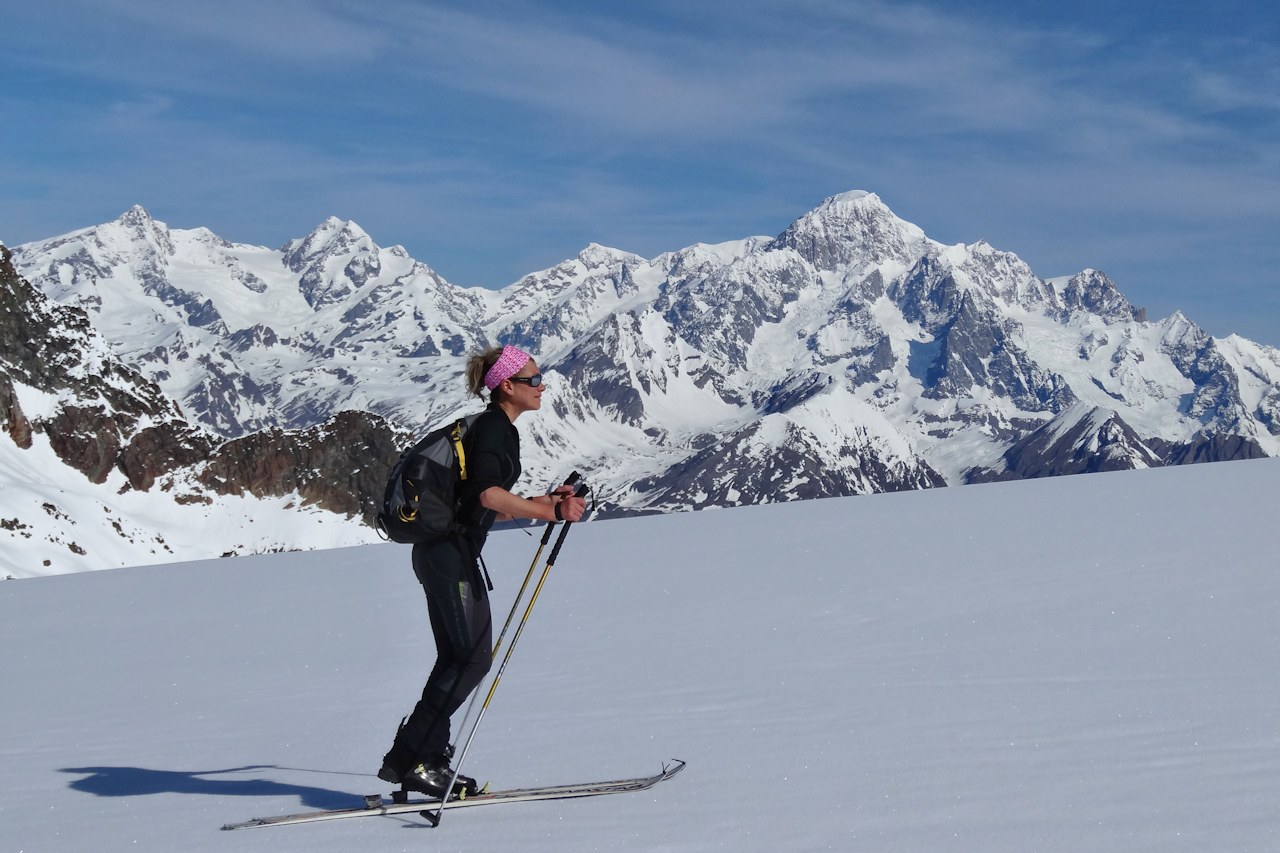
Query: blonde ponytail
xmin=466 ymin=345 xmax=508 ymax=401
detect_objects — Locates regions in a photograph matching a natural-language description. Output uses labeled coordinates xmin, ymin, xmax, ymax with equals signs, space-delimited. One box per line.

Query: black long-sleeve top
xmin=457 ymin=403 xmax=522 ymax=552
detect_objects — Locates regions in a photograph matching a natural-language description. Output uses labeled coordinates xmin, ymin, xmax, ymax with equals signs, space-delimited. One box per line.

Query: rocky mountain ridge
xmin=1 ymin=245 xmax=406 ymax=575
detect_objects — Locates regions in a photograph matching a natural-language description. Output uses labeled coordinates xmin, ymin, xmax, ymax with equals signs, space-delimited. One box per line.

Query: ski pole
xmin=448 ymin=472 xmax=580 ymax=757
xmin=492 ymin=472 xmax=580 ymax=659
xmin=423 ymin=480 xmax=590 ymax=828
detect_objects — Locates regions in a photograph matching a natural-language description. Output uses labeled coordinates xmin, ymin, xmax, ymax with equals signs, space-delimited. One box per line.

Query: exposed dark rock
xmin=1165 ymin=433 xmax=1268 ymax=465
xmin=968 ymin=406 xmax=1161 ymax=483
xmin=194 ymin=409 xmax=408 ymax=524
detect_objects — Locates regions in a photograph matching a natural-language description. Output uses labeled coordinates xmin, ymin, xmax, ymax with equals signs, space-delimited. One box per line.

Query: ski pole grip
xmin=553 ymin=481 xmax=587 ymax=521
xmin=546 ymin=483 xmax=589 ymax=565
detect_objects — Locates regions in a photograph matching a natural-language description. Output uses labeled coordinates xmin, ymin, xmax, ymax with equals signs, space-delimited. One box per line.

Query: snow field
xmin=2 ymin=457 xmax=1278 ymax=851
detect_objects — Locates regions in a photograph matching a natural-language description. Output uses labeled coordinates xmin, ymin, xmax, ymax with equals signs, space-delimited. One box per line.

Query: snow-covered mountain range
xmin=4 ymin=191 xmax=1278 ymax=576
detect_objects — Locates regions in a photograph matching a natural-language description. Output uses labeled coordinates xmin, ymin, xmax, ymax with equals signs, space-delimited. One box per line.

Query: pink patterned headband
xmin=483 ymin=345 xmax=532 ymax=390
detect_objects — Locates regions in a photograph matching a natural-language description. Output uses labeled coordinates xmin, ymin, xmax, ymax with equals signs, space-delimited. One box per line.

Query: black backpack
xmin=375 ymin=412 xmax=484 ymax=544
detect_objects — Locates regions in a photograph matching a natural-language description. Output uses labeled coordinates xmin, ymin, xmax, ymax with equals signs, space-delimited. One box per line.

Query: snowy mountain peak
xmin=1055 ymin=268 xmax=1144 ymax=323
xmin=117 ymin=203 xmax=155 ymax=227
xmin=770 ymin=190 xmax=930 ymax=273
xmin=824 ymin=188 xmax=875 ymax=205
xmin=280 ymin=217 xmax=375 ymax=274
xmin=1158 ymin=310 xmax=1206 ymax=348
xmin=275 ymin=218 xmax=387 ymax=311
xmin=576 ymin=243 xmax=643 ymax=271
xmin=104 ymin=205 xmax=176 ymax=259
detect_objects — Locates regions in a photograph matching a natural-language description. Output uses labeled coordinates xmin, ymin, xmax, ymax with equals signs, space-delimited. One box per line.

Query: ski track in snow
xmin=2 ymin=458 xmax=1279 ymax=852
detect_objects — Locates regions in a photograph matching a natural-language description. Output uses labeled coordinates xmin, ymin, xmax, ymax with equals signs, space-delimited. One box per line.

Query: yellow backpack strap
xmin=451 ymin=419 xmax=468 ymax=481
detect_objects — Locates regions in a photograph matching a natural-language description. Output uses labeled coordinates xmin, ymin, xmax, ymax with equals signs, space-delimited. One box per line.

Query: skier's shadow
xmin=60 ymin=765 xmax=357 ymax=810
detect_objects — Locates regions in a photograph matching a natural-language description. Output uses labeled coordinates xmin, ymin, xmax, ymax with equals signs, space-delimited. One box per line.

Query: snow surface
xmin=3 ymin=459 xmax=1279 ymax=852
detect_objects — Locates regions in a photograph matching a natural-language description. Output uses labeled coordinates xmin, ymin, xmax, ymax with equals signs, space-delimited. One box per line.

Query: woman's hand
xmin=482 ymin=486 xmax=586 ymax=523
xmin=547 ymin=485 xmax=586 ymax=523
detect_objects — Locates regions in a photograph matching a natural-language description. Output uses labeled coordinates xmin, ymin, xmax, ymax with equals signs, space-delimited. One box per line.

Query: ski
xmin=221 ymin=759 xmax=684 ymax=830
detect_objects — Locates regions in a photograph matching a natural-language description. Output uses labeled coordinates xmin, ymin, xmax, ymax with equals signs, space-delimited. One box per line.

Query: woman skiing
xmin=377 ymin=344 xmax=587 ymax=798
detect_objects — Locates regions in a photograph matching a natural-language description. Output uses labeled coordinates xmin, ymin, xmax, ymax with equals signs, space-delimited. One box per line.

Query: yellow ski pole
xmin=449 ymin=473 xmax=580 ymax=755
xmin=423 ymin=480 xmax=589 ymax=828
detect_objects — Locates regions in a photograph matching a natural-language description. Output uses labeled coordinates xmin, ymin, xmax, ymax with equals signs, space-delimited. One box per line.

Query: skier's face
xmin=505 ymin=360 xmax=544 ymax=413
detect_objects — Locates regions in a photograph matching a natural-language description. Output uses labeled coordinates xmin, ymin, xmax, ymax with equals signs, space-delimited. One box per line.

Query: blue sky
xmin=3 ymin=0 xmax=1278 ymax=345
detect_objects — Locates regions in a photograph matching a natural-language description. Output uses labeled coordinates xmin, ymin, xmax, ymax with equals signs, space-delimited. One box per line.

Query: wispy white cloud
xmin=56 ymin=0 xmax=389 ymax=65
xmin=3 ymin=0 xmax=1278 ymax=342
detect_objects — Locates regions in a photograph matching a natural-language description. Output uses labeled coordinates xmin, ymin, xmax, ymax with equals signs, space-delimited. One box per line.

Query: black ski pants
xmin=398 ymin=535 xmax=493 ymax=762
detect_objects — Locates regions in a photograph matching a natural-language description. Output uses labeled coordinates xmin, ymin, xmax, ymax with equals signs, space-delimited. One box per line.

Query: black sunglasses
xmin=508 ymin=373 xmax=544 ymax=387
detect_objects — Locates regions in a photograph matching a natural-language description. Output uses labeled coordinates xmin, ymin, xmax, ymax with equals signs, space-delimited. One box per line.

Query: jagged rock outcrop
xmin=195 ymin=409 xmax=407 ymax=523
xmin=1165 ymin=432 xmax=1268 ymax=465
xmin=1 ymin=245 xmax=213 ymax=486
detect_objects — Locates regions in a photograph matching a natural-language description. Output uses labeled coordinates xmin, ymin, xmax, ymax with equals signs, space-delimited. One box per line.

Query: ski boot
xmin=389 ymin=752 xmax=478 ymax=804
